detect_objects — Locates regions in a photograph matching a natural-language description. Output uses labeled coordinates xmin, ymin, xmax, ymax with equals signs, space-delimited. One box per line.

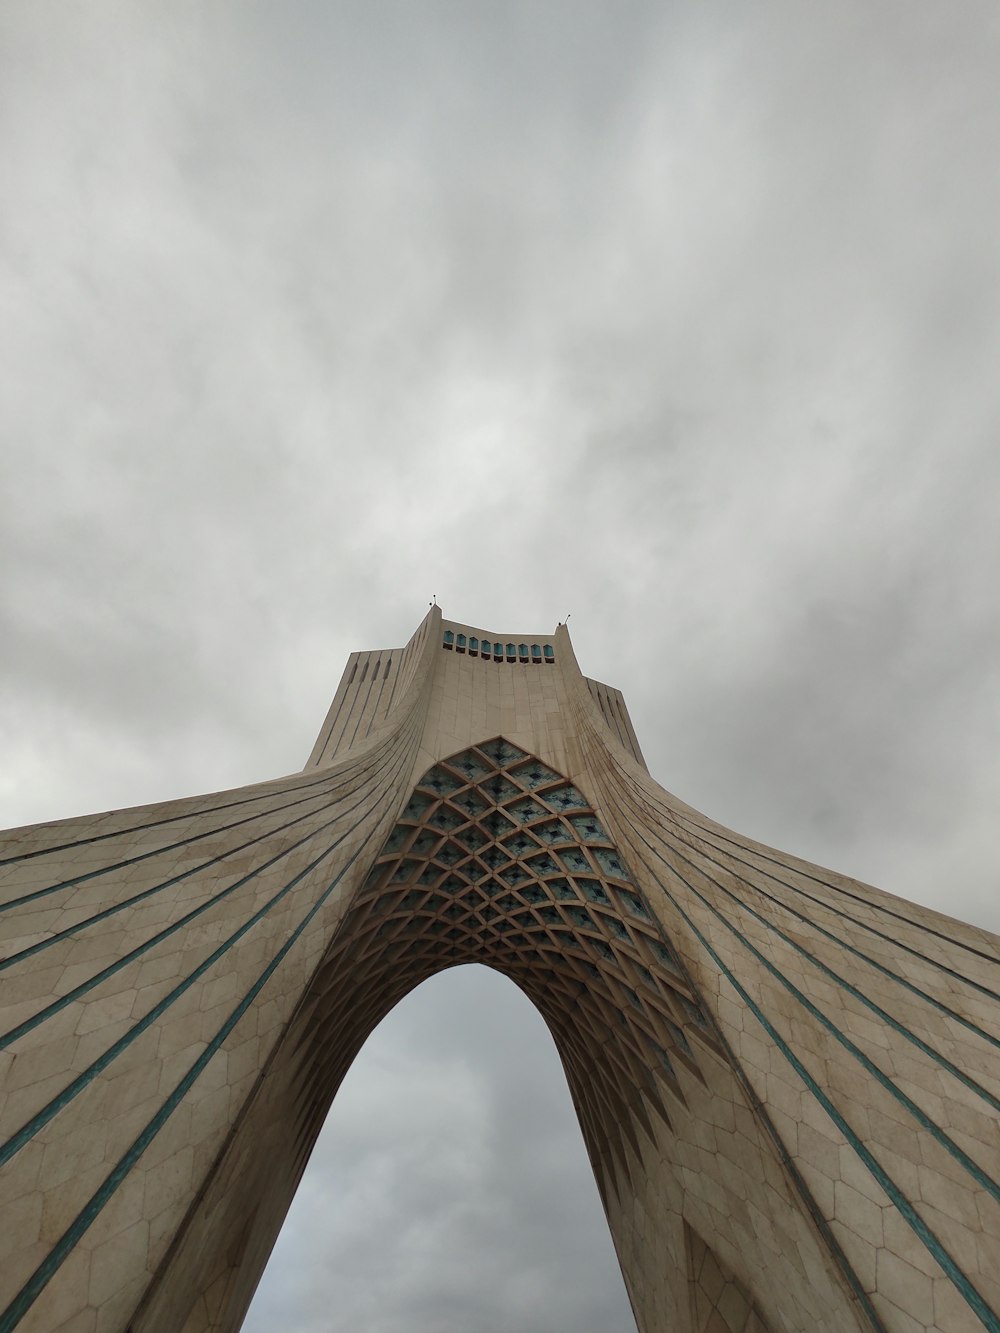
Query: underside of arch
xmin=137 ymin=740 xmax=850 ymax=1333
xmin=290 ymin=737 xmax=724 ymax=1210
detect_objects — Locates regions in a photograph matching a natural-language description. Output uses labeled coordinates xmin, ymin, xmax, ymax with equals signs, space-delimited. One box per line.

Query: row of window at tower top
xmin=443 ymin=631 xmax=555 ymax=663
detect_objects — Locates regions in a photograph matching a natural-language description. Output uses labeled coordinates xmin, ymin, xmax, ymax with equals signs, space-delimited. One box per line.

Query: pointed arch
xmin=291 ymin=738 xmax=721 ymax=1207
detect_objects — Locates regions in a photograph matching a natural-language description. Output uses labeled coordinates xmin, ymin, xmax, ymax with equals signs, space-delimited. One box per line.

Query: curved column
xmin=0 ymin=616 xmax=440 ymax=1333
xmin=558 ymin=625 xmax=1000 ymax=1333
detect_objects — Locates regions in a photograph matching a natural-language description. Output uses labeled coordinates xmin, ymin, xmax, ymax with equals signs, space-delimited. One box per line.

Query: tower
xmin=1 ymin=606 xmax=998 ymax=1333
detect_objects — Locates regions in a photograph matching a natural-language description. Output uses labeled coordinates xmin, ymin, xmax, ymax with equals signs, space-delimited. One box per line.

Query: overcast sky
xmin=2 ymin=4 xmax=999 ymax=1331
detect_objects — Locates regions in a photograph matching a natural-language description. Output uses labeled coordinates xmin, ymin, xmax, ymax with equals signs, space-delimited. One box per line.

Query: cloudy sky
xmin=2 ymin=3 xmax=999 ymax=1330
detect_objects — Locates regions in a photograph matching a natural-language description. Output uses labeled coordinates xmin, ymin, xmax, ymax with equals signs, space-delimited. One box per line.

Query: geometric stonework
xmin=685 ymin=1222 xmax=775 ymax=1332
xmin=302 ymin=739 xmax=720 ymax=1213
xmin=1 ymin=606 xmax=999 ymax=1333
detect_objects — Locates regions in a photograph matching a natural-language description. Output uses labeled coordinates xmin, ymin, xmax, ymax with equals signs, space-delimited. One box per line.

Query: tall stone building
xmin=1 ymin=607 xmax=999 ymax=1333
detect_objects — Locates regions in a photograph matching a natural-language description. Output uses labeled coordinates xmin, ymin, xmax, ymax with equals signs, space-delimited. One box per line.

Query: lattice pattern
xmin=293 ymin=739 xmax=723 ymax=1202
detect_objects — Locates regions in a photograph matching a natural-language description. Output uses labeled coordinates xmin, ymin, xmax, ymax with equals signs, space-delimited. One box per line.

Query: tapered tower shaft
xmin=1 ymin=607 xmax=998 ymax=1333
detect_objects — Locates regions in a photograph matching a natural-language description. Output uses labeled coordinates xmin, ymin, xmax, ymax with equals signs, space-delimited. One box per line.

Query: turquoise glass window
xmin=518 ymin=643 xmax=529 ymax=659
xmin=531 ymin=644 xmax=541 ymax=660
xmin=456 ymin=634 xmax=466 ymax=648
xmin=469 ymin=637 xmax=478 ymax=652
xmin=443 ymin=631 xmax=454 ymax=645
xmin=481 ymin=640 xmax=491 ymax=655
xmin=543 ymin=644 xmax=554 ymax=659
xmin=506 ymin=642 xmax=516 ymax=656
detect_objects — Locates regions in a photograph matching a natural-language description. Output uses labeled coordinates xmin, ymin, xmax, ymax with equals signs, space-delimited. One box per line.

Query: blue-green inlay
xmin=674 ymin=808 xmax=1000 ymax=978
xmin=675 ymin=822 xmax=1000 ymax=1036
xmin=0 ymin=760 xmax=356 ymax=873
xmin=656 ymin=845 xmax=1000 ymax=1206
xmin=0 ymin=746 xmax=405 ymax=1053
xmin=0 ymin=790 xmax=398 ymax=1333
xmin=0 ymin=760 xmax=407 ymax=1172
xmin=0 ymin=775 xmax=365 ymax=973
xmin=610 ymin=783 xmax=1000 ymax=1332
xmin=678 ymin=815 xmax=1000 ymax=1009
xmin=661 ymin=825 xmax=1000 ymax=1112
xmin=0 ymin=739 xmax=394 ymax=919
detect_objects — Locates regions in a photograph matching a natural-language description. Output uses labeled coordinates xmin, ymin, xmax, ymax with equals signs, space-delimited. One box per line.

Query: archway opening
xmin=242 ymin=966 xmax=637 ymax=1333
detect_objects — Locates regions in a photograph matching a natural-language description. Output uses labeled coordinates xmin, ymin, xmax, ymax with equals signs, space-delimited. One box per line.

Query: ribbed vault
xmin=290 ymin=738 xmax=725 ymax=1210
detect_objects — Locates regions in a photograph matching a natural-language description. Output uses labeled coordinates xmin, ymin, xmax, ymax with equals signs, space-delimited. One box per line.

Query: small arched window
xmin=456 ymin=634 xmax=467 ymax=651
xmin=481 ymin=639 xmax=491 ymax=656
xmin=506 ymin=642 xmax=516 ymax=657
xmin=443 ymin=631 xmax=454 ymax=648
xmin=469 ymin=637 xmax=478 ymax=654
xmin=518 ymin=643 xmax=529 ymax=661
xmin=531 ymin=644 xmax=542 ymax=661
xmin=543 ymin=644 xmax=554 ymax=661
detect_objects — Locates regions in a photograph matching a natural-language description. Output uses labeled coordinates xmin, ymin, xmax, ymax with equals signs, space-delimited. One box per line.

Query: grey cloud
xmin=244 ymin=969 xmax=633 ymax=1333
xmin=2 ymin=2 xmax=999 ymax=1328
